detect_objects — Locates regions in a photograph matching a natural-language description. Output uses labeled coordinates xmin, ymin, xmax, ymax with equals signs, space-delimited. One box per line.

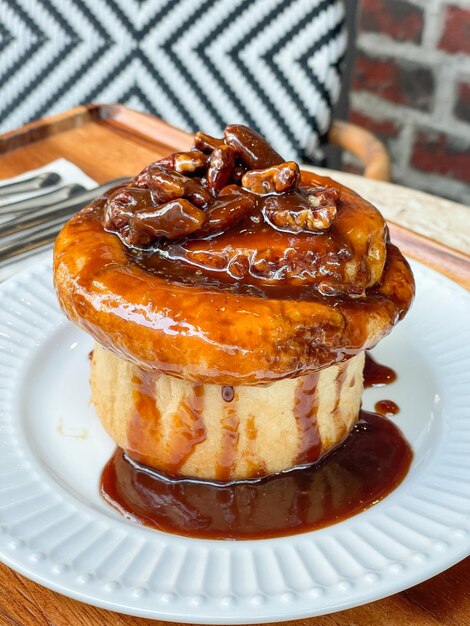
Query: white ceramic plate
xmin=0 ymin=259 xmax=469 ymax=623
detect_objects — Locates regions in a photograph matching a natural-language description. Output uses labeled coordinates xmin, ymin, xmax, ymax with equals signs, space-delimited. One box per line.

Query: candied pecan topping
xmin=207 ymin=145 xmax=236 ymax=194
xmin=263 ymin=187 xmax=339 ymax=233
xmin=156 ymin=151 xmax=209 ymax=174
xmin=138 ymin=167 xmax=185 ymax=202
xmin=224 ymin=124 xmax=284 ymax=169
xmin=193 ymin=131 xmax=224 ymax=153
xmin=101 ymin=124 xmax=339 ymax=248
xmin=242 ymin=162 xmax=300 ymax=195
xmin=183 ymin=178 xmax=212 ymax=209
xmin=135 ymin=165 xmax=211 ymax=209
xmin=104 ymin=189 xmax=205 ymax=247
xmin=103 ymin=188 xmax=153 ymax=237
xmin=131 ymin=199 xmax=206 ymax=242
xmin=193 ymin=185 xmax=255 ymax=237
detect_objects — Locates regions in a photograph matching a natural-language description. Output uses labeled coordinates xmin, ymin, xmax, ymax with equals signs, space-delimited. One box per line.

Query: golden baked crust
xmin=91 ymin=343 xmax=365 ymax=480
xmin=54 ymin=169 xmax=414 ymax=385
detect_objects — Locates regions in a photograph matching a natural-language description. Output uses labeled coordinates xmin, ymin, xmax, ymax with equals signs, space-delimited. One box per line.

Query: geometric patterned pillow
xmin=0 ymin=0 xmax=347 ymax=164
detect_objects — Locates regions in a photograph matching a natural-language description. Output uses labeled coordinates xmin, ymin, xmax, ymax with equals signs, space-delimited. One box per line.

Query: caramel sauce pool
xmin=100 ymin=410 xmax=412 ymax=540
xmin=100 ymin=352 xmax=406 ymax=539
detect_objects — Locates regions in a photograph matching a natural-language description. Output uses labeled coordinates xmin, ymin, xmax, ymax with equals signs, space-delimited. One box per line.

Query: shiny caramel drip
xmin=364 ymin=352 xmax=397 ymax=388
xmin=294 ymin=373 xmax=321 ymax=465
xmin=375 ymin=399 xmax=400 ymax=416
xmin=127 ymin=370 xmax=163 ymax=467
xmin=128 ymin=372 xmax=206 ymax=476
xmin=166 ymin=382 xmax=206 ymax=474
xmin=217 ymin=391 xmax=240 ymax=481
xmin=331 ymin=360 xmax=350 ymax=439
xmin=244 ymin=415 xmax=266 ymax=478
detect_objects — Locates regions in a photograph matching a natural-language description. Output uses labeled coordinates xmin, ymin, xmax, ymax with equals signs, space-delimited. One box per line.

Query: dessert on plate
xmin=54 ymin=125 xmax=414 ymax=488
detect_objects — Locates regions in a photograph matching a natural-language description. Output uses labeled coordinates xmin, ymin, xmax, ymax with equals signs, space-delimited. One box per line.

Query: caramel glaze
xmin=364 ymin=352 xmax=397 ymax=387
xmin=332 ymin=360 xmax=350 ymax=439
xmin=244 ymin=416 xmax=266 ymax=477
xmin=100 ymin=410 xmax=413 ymax=540
xmin=217 ymin=396 xmax=240 ymax=481
xmin=127 ymin=176 xmax=388 ymax=301
xmin=375 ymin=399 xmax=400 ymax=416
xmin=119 ymin=353 xmax=356 ymax=480
xmin=146 ymin=179 xmax=386 ymax=298
xmin=293 ymin=373 xmax=321 ymax=464
xmin=128 ymin=371 xmax=207 ymax=475
xmin=54 ymin=179 xmax=414 ymax=385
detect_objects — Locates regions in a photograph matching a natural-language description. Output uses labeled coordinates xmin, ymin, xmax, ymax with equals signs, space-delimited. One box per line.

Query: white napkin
xmin=0 ymin=159 xmax=97 ymax=282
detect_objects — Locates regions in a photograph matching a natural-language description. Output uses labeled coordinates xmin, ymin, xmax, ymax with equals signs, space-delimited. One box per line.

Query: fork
xmin=0 ymin=172 xmax=61 ymax=199
xmin=0 ymin=183 xmax=86 ymax=215
xmin=0 ymin=177 xmax=129 ymax=267
xmin=0 ymin=224 xmax=59 ymax=264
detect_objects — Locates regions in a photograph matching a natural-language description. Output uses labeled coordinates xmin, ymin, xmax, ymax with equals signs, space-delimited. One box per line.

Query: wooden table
xmin=0 ymin=107 xmax=469 ymax=625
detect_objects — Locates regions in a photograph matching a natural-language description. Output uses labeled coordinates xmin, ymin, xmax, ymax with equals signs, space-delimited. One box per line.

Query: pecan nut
xmin=103 ymin=188 xmax=154 ymax=235
xmin=207 ymin=145 xmax=236 ymax=194
xmin=129 ymin=198 xmax=206 ymax=245
xmin=224 ymin=124 xmax=284 ymax=169
xmin=142 ymin=166 xmax=186 ymax=203
xmin=262 ymin=189 xmax=337 ymax=233
xmin=306 ymin=186 xmax=340 ymax=208
xmin=192 ymin=185 xmax=255 ymax=237
xmin=193 ymin=131 xmax=224 ymax=153
xmin=183 ymin=178 xmax=212 ymax=209
xmin=157 ymin=151 xmax=209 ymax=174
xmin=242 ymin=162 xmax=300 ymax=195
xmin=133 ymin=165 xmax=212 ymax=209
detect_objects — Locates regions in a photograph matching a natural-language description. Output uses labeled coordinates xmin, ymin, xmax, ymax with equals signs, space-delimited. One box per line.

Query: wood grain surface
xmin=1 ymin=556 xmax=469 ymax=626
xmin=0 ymin=105 xmax=468 ymax=626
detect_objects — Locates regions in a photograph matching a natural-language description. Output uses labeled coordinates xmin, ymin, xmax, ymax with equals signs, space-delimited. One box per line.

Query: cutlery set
xmin=0 ymin=172 xmax=129 ymax=267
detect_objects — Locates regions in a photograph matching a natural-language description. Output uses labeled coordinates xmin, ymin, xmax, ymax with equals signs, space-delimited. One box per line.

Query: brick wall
xmin=348 ymin=0 xmax=470 ymax=205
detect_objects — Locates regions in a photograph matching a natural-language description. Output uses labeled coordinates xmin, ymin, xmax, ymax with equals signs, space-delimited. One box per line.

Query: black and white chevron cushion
xmin=0 ymin=0 xmax=346 ymax=163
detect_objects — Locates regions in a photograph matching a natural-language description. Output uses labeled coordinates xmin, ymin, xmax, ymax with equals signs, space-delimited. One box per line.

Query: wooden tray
xmin=1 ymin=104 xmax=469 ymax=290
xmin=0 ymin=104 xmax=193 ymax=181
xmin=0 ymin=105 xmax=469 ymax=626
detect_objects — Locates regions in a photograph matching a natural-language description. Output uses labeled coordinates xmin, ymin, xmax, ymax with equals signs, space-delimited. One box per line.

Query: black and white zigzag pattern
xmin=0 ymin=0 xmax=346 ymax=162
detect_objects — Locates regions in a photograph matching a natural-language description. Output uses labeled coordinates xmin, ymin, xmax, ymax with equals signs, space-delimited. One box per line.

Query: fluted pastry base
xmin=90 ymin=344 xmax=365 ymax=481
